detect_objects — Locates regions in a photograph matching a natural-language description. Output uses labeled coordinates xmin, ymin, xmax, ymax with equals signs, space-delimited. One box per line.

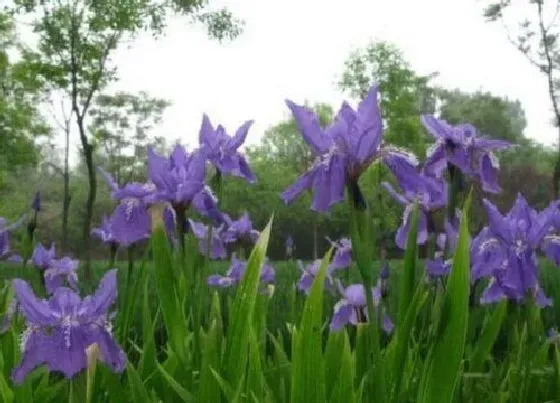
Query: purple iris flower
xmin=31 ymin=243 xmax=56 ymax=270
xmin=420 ymin=116 xmax=511 ymax=193
xmin=296 ymin=259 xmax=335 ymax=295
xmin=198 ymin=114 xmax=256 ymax=183
xmin=91 ymin=215 xmax=116 ymax=245
xmin=11 ymin=269 xmax=125 ymax=383
xmin=98 ymin=168 xmax=152 ymax=247
xmin=330 ymin=283 xmax=394 ymax=334
xmin=382 ymin=169 xmax=447 ymax=250
xmin=0 ymin=217 xmax=24 ymax=263
xmin=476 ymin=195 xmax=559 ymax=307
xmin=327 ymin=237 xmax=352 ymax=270
xmin=281 ymin=85 xmax=418 ymax=212
xmin=425 ymin=252 xmax=452 ymax=278
xmin=425 ymin=212 xmax=460 ymax=279
xmin=43 ymin=257 xmax=79 ymax=295
xmin=147 ymin=145 xmax=217 ymax=213
xmin=222 ymin=212 xmax=260 ymax=244
xmin=188 ymin=219 xmax=227 ymax=260
xmin=207 ymin=255 xmax=275 ymax=288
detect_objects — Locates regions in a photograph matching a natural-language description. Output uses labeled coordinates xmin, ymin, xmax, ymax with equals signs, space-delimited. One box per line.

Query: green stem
xmin=108 ymin=242 xmax=117 ymax=269
xmin=175 ymin=205 xmax=187 ymax=256
xmin=447 ymin=163 xmax=464 ymax=222
xmin=346 ymin=180 xmax=387 ymax=403
xmin=126 ymin=245 xmax=134 ymax=288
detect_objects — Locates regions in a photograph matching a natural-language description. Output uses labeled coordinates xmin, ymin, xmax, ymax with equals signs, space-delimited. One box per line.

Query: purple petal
xmin=285 ymin=100 xmax=332 ymax=155
xmin=281 ymin=170 xmax=314 ymax=204
xmin=227 ymin=120 xmax=253 ymax=151
xmin=479 ymin=153 xmax=501 ymax=194
xmin=480 ymin=279 xmax=507 ymax=305
xmin=330 ymin=300 xmax=352 ymax=331
xmin=12 ymin=279 xmax=56 ymax=325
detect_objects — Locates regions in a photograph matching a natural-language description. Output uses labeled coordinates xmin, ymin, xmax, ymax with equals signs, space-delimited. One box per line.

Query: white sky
xmin=51 ymin=0 xmax=558 ymax=161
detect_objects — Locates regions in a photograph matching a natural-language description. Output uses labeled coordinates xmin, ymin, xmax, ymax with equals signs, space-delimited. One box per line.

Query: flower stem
xmin=346 ymin=180 xmax=387 ymax=403
xmin=175 ymin=205 xmax=187 ymax=255
xmin=447 ymin=163 xmax=464 ymax=221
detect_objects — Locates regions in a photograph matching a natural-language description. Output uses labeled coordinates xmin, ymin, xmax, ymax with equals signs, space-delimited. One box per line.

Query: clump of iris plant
xmin=10 ymin=269 xmax=125 ymax=383
xmin=473 ymin=194 xmax=560 ymax=307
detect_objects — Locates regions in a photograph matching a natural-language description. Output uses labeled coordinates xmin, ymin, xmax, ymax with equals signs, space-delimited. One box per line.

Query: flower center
xmin=122 ymin=198 xmax=140 ymax=221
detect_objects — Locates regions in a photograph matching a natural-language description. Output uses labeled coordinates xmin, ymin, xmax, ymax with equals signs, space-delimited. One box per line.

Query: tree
xmin=0 ymin=11 xmax=49 ymax=185
xmin=89 ymin=91 xmax=171 ymax=184
xmin=483 ymin=0 xmax=560 ymax=198
xmin=11 ymin=0 xmax=244 ymax=279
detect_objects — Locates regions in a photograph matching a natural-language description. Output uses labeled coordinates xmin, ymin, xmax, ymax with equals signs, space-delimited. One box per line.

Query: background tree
xmin=89 ymin=91 xmax=171 ymax=184
xmin=0 ymin=11 xmax=49 ymax=188
xmin=483 ymin=0 xmax=560 ymax=198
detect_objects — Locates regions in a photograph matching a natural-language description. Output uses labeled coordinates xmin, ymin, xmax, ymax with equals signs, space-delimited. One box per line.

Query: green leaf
xmin=418 ymin=192 xmax=471 ymax=403
xmin=391 ymin=202 xmax=420 ymax=396
xmin=151 ymin=224 xmax=186 ymax=358
xmin=156 ymin=362 xmax=194 ymax=402
xmin=469 ymin=301 xmax=508 ymax=372
xmin=223 ymin=217 xmax=273 ymax=389
xmin=329 ymin=330 xmax=355 ymax=403
xmin=0 ymin=371 xmax=13 ymax=403
xmin=290 ymin=247 xmax=332 ymax=403
xmin=398 ymin=202 xmax=419 ymax=321
xmin=198 ymin=293 xmax=223 ymax=403
xmin=324 ymin=330 xmax=345 ymax=400
xmin=127 ymin=364 xmax=152 ymax=403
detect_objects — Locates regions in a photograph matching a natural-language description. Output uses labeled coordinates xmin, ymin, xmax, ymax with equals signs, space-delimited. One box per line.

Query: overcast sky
xmin=53 ymin=0 xmax=558 ymax=159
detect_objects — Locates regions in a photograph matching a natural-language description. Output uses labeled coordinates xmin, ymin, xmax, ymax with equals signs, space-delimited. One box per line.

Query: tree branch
xmin=536 ymin=0 xmax=560 ymax=130
xmin=80 ymin=35 xmax=118 ymax=118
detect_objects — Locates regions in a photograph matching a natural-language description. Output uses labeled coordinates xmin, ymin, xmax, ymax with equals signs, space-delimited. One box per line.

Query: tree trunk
xmin=62 ymin=176 xmax=71 ymax=250
xmin=554 ymin=154 xmax=560 ymax=200
xmin=77 ymin=115 xmax=96 ymax=284
xmin=62 ymin=124 xmax=71 ymax=251
xmin=536 ymin=0 xmax=560 ymax=199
